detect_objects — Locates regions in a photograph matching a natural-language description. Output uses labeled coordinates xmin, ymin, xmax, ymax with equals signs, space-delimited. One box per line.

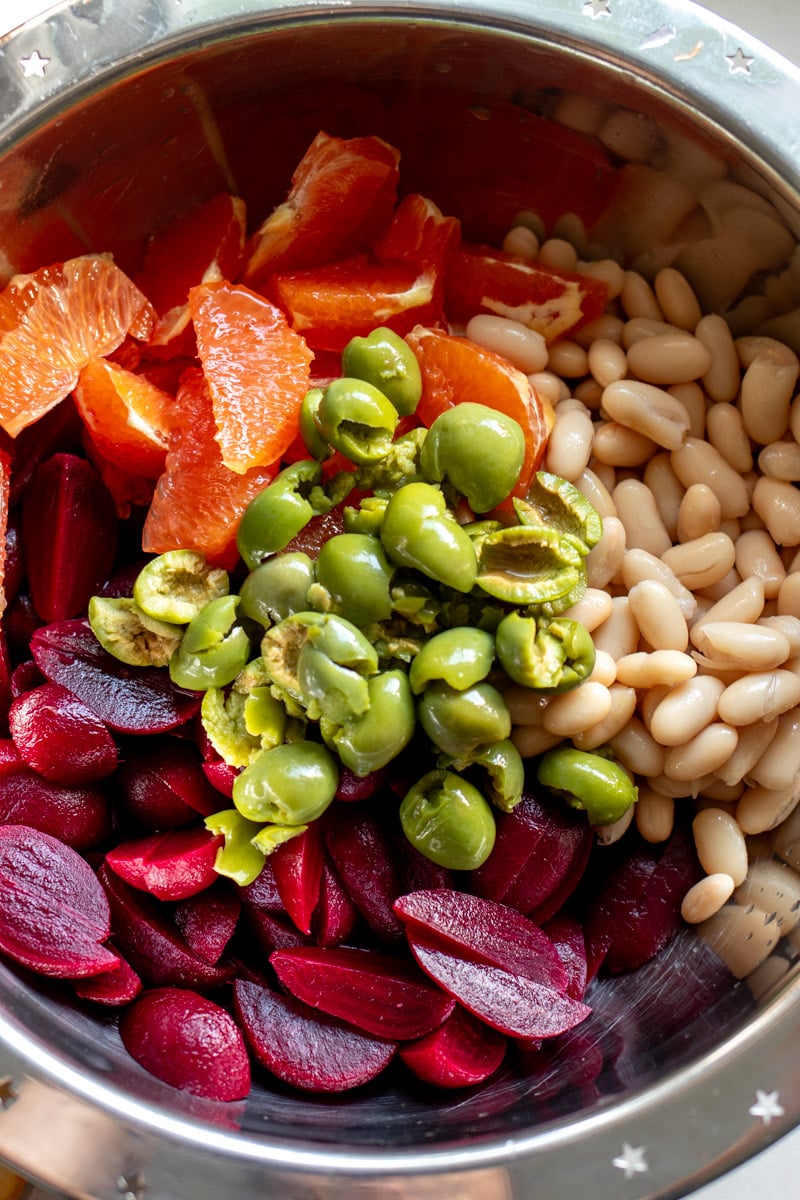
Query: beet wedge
xmin=120 ymin=987 xmax=251 ymax=1101
xmin=105 ymin=825 xmax=224 ymax=901
xmin=233 ymin=978 xmax=396 ymax=1093
xmin=324 ymin=806 xmax=404 ymax=943
xmin=0 ymin=824 xmax=117 ymax=978
xmin=400 ymin=1004 xmax=507 ymax=1089
xmin=117 ymin=736 xmax=222 ymax=829
xmin=394 ymin=889 xmax=568 ymax=991
xmin=31 ymin=619 xmax=201 ymax=734
xmin=272 ymin=823 xmax=324 ymax=936
xmin=407 ymin=931 xmax=591 ymax=1040
xmin=0 ymin=760 xmax=111 ymax=849
xmin=9 ymin=680 xmax=118 ymax=785
xmin=73 ymin=941 xmax=142 ymax=1006
xmin=270 ymin=945 xmax=455 ymax=1040
xmin=173 ymin=883 xmax=241 ymax=965
xmin=311 ymin=861 xmax=359 ymax=947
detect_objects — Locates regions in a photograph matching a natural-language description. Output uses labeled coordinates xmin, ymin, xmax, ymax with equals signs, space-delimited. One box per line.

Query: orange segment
xmin=190 ymin=281 xmax=313 ymax=474
xmin=142 ymin=367 xmax=277 ymax=568
xmin=374 ymin=193 xmax=461 ymax=269
xmin=405 ymin=324 xmax=555 ymax=496
xmin=0 ymin=255 xmax=155 ymax=437
xmin=240 ymin=132 xmax=400 ymax=287
xmin=73 ymin=357 xmax=174 ymax=478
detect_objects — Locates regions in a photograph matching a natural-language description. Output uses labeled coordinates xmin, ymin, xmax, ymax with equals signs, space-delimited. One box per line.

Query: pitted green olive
xmin=537 ymin=746 xmax=638 ymax=826
xmin=317 ymin=377 xmax=399 ymax=464
xmin=299 ymin=387 xmax=331 ymax=460
xmin=237 ymin=461 xmax=323 ymax=568
xmin=169 ymin=595 xmax=251 ymax=690
xmin=238 ymin=553 xmax=315 ymax=627
xmin=341 ymin=327 xmax=422 ymax=416
xmin=88 ymin=596 xmax=183 ymax=668
xmin=134 ymin=550 xmax=229 ymax=624
xmin=420 ymin=402 xmax=525 ymax=513
xmin=409 ymin=627 xmax=495 ymax=694
xmin=322 ymin=669 xmax=415 ymax=776
xmin=204 ymin=809 xmax=266 ymax=886
xmin=381 ymin=481 xmax=477 ymax=593
xmin=399 ymin=770 xmax=496 ymax=870
xmin=475 ymin=523 xmax=586 ymax=613
xmin=515 ymin=472 xmax=603 ymax=555
xmin=314 ymin=533 xmax=394 ymax=627
xmin=495 ymin=611 xmax=595 ymax=692
xmin=418 ymin=679 xmax=511 ymax=758
xmin=232 ymin=741 xmax=339 ymax=825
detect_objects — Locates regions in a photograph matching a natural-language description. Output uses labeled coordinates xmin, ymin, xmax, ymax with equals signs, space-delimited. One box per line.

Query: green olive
xmin=169 ymin=595 xmax=251 ymax=690
xmin=443 ymin=738 xmax=525 ymax=813
xmin=474 ymin=523 xmax=586 ymax=613
xmin=495 ymin=611 xmax=595 ymax=692
xmin=409 ymin=627 xmax=495 ymax=694
xmin=343 ymin=495 xmax=389 ymax=537
xmin=537 ymin=746 xmax=638 ymax=826
xmin=317 ymin=377 xmax=399 ymax=464
xmin=515 ymin=472 xmax=603 ymax=555
xmin=251 ymin=822 xmax=310 ymax=855
xmin=341 ymin=327 xmax=422 ymax=416
xmin=236 ymin=461 xmax=323 ymax=568
xmin=88 ymin=596 xmax=183 ymax=668
xmin=314 ymin=533 xmax=394 ymax=627
xmin=399 ymin=769 xmax=496 ymax=870
xmin=381 ymin=481 xmax=477 ymax=593
xmin=299 ymin=387 xmax=331 ymax=460
xmin=321 ymin=669 xmax=415 ymax=775
xmin=232 ymin=741 xmax=339 ymax=825
xmin=238 ymin=553 xmax=315 ymax=627
xmin=418 ymin=679 xmax=511 ymax=758
xmin=297 ymin=643 xmax=371 ymax=724
xmin=420 ymin=402 xmax=525 ymax=513
xmin=133 ymin=550 xmax=230 ymax=625
xmin=204 ymin=808 xmax=266 ymax=886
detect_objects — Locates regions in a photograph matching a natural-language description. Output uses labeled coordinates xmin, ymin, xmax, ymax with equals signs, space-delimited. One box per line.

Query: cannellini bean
xmin=571 ymin=683 xmax=637 ymax=750
xmin=539 ymin=236 xmax=579 ymax=271
xmin=528 ymin=370 xmax=567 ymax=406
xmin=699 ymin=778 xmax=745 ymax=804
xmin=691 ymin=576 xmax=765 ymax=630
xmin=747 ymin=955 xmax=792 ymax=1001
xmin=620 ymin=270 xmax=663 ymax=321
xmin=689 ymin=620 xmax=791 ymax=671
xmin=592 ymin=421 xmax=658 ymax=467
xmin=561 ymin=588 xmax=615 ymax=632
xmin=692 ymin=807 xmax=748 ymax=885
xmin=696 ymin=567 xmax=743 ymax=605
xmin=587 ymin=649 xmax=617 ymax=687
xmin=758 ymin=440 xmax=800 ymax=482
xmin=676 ymin=483 xmax=721 ymax=544
xmin=573 ymin=312 xmax=626 ymax=348
xmin=643 ymin=452 xmax=685 ymax=539
xmin=734 ymin=858 xmax=800 ymax=933
xmin=697 ymin=903 xmax=781 ymax=978
xmin=714 ymin=716 xmax=779 ymax=786
xmin=648 ymin=772 xmax=712 ymax=798
xmin=653 ymin=267 xmax=703 ymax=331
xmin=739 ymin=346 xmax=799 ymax=444
xmin=705 ymin=403 xmax=753 ymax=474
xmin=612 ymin=479 xmax=672 ymax=557
xmin=661 ymin=531 xmax=736 ymax=590
xmin=747 ymin=709 xmax=800 ymax=790
xmin=609 ymin=717 xmax=666 ymax=777
xmin=695 ymin=313 xmax=740 ymax=403
xmin=778 ymin=572 xmax=800 ymax=616
xmin=541 ymin=681 xmax=613 ymax=737
xmin=601 ymin=379 xmax=690 ymax=450
xmin=579 ymin=261 xmax=627 ymax=301
xmin=634 ymin=787 xmax=674 ymax=843
xmin=734 ymin=529 xmax=786 ymax=598
xmin=465 ymin=315 xmax=549 ymax=374
xmin=625 ymin=330 xmax=711 ymax=385
xmin=574 ymin=468 xmax=618 ymax=520
xmin=594 ymin=803 xmax=635 ymax=846
xmin=502 ymin=224 xmax=540 ymax=258
xmin=588 ymin=338 xmax=627 ymax=388
xmin=547 ymin=339 xmax=588 ymax=378
xmin=511 ymin=725 xmax=563 ymax=758
xmin=628 ymin=579 xmax=689 ymax=651
xmin=621 ymin=548 xmax=697 ymax=620
xmin=663 ymin=723 xmax=738 ymax=781
xmin=681 ymin=873 xmax=735 ymax=924
xmin=573 ymin=378 xmax=604 ymax=409
xmin=671 ymin=437 xmax=750 ymax=519
xmin=503 ymin=686 xmax=550 ymax=726
xmin=615 ymin=649 xmax=697 ymax=688
xmin=736 ymin=779 xmax=800 ymax=835
xmin=585 ymin=516 xmax=627 ymax=590
xmin=759 ymin=614 xmax=800 ymax=655
xmin=544 ymin=400 xmax=594 ymax=481
xmin=752 ymin=476 xmax=800 ymax=546
xmin=717 ymin=669 xmax=800 ymax=724
xmin=648 ymin=675 xmax=724 ymax=746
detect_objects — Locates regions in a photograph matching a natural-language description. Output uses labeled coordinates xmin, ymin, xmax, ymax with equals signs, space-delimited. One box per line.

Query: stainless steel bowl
xmin=1 ymin=2 xmax=800 ymax=1197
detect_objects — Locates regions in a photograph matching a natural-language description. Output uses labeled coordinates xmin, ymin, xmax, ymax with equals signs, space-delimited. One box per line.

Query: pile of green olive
xmin=89 ymin=327 xmax=638 ymax=879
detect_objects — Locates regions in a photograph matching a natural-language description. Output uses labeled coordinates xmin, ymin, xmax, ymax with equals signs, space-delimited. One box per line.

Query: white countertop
xmin=0 ymin=0 xmax=799 ymax=1197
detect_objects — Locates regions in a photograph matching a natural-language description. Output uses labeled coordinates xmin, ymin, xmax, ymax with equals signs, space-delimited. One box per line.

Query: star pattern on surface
xmin=0 ymin=1076 xmax=17 ymax=1110
xmin=19 ymin=49 xmax=50 ymax=78
xmin=749 ymin=1089 xmax=785 ymax=1125
xmin=612 ymin=1142 xmax=649 ymax=1179
xmin=726 ymin=47 xmax=754 ymax=74
xmin=583 ymin=0 xmax=611 ymax=17
xmin=116 ymin=1171 xmax=147 ymax=1200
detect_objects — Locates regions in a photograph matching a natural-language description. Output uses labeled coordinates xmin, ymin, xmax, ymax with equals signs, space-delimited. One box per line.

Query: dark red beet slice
xmin=9 ymin=396 xmax=83 ymax=506
xmin=400 ymin=1005 xmax=507 ymax=1088
xmin=391 ymin=832 xmax=454 ymax=894
xmin=105 ymin=825 xmax=224 ymax=901
xmin=394 ymin=889 xmax=568 ymax=992
xmin=311 ymin=861 xmax=359 ymax=947
xmin=98 ymin=863 xmax=234 ymax=990
xmin=120 ymin=987 xmax=251 ymax=1100
xmin=9 ymin=660 xmax=45 ymax=698
xmin=22 ymin=453 xmax=118 ymax=622
xmin=542 ymin=913 xmax=588 ymax=1001
xmin=271 ymin=945 xmax=455 ymax=1040
xmin=31 ymin=619 xmax=201 ymax=733
xmin=407 ymin=932 xmax=591 ymax=1040
xmin=117 ymin=736 xmax=220 ymax=830
xmin=0 ymin=739 xmax=23 ymax=775
xmin=202 ymin=758 xmax=238 ymax=798
xmin=324 ymin=806 xmax=404 ymax=943
xmin=0 ymin=634 xmax=11 ymax=731
xmin=335 ymin=765 xmax=389 ymax=802
xmin=582 ymin=842 xmax=660 ymax=980
xmin=173 ymin=883 xmax=241 ymax=965
xmin=9 ymin=681 xmax=119 ymax=784
xmin=493 ymin=797 xmax=592 ymax=919
xmin=0 ymin=762 xmax=111 ymax=849
xmin=238 ymin=857 xmax=284 ymax=911
xmin=0 ymin=824 xmax=117 ymax=978
xmin=73 ymin=941 xmax=142 ymax=1006
xmin=272 ymin=825 xmax=324 ymax=936
xmin=470 ymin=790 xmax=553 ymax=901
xmin=243 ymin=906 xmax=311 ymax=955
xmin=233 ymin=979 xmax=396 ymax=1093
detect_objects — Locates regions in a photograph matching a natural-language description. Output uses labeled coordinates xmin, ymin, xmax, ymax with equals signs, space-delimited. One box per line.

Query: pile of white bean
xmin=463 ymin=219 xmax=800 ymax=997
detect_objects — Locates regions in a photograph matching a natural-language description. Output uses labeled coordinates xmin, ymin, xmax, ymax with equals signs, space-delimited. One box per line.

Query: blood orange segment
xmin=138 ymin=193 xmax=247 ymax=354
xmin=0 ymin=256 xmax=155 ymax=437
xmin=142 ymin=367 xmax=277 ymax=567
xmin=444 ymin=243 xmax=608 ymax=343
xmin=405 ymin=324 xmax=554 ymax=495
xmin=374 ymin=193 xmax=460 ymax=269
xmin=240 ymin=132 xmax=401 ymax=287
xmin=73 ymin=357 xmax=173 ymax=478
xmin=189 ymin=281 xmax=313 ymax=474
xmin=270 ymin=256 xmax=441 ymax=354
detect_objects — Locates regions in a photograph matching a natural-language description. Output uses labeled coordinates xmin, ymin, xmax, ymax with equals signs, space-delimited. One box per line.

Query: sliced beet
xmin=391 ymin=831 xmax=454 ymax=894
xmin=233 ymin=978 xmax=396 ymax=1093
xmin=202 ymin=758 xmax=238 ymax=798
xmin=542 ymin=913 xmax=588 ymax=1001
xmin=8 ymin=396 xmax=84 ymax=506
xmin=173 ymin=883 xmax=241 ymax=965
xmin=0 ymin=824 xmax=117 ymax=978
xmin=9 ymin=681 xmax=119 ymax=784
xmin=117 ymin=736 xmax=221 ymax=830
xmin=73 ymin=942 xmax=142 ymax=1006
xmin=470 ymin=789 xmax=555 ymax=901
xmin=271 ymin=945 xmax=455 ymax=1040
xmin=399 ymin=1004 xmax=507 ymax=1089
xmin=0 ymin=738 xmax=23 ymax=775
xmin=98 ymin=863 xmax=234 ymax=990
xmin=31 ymin=619 xmax=201 ymax=733
xmin=335 ymin=765 xmax=389 ymax=802
xmin=9 ymin=660 xmax=45 ymax=698
xmin=120 ymin=987 xmax=251 ymax=1101
xmin=22 ymin=453 xmax=118 ymax=622
xmin=105 ymin=825 xmax=224 ymax=901
xmin=238 ymin=858 xmax=284 ymax=911
xmin=324 ymin=806 xmax=404 ymax=943
xmin=582 ymin=841 xmax=660 ymax=980
xmin=407 ymin=932 xmax=591 ymax=1040
xmin=0 ymin=761 xmax=111 ymax=849
xmin=243 ymin=905 xmax=311 ymax=956
xmin=494 ymin=797 xmax=592 ymax=920
xmin=311 ymin=861 xmax=359 ymax=947
xmin=393 ymin=889 xmax=568 ymax=992
xmin=0 ymin=633 xmax=11 ymax=731
xmin=272 ymin=824 xmax=324 ymax=936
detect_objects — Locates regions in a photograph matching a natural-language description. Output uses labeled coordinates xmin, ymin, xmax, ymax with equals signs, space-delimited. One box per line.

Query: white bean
xmin=648 ymin=675 xmax=724 ymax=746
xmin=692 ymin=807 xmax=748 ymax=885
xmin=714 ymin=716 xmax=779 ymax=786
xmin=625 ymin=330 xmax=711 ymax=385
xmin=601 ymin=379 xmax=690 ymax=450
xmin=465 ymin=314 xmax=549 ymax=374
xmin=681 ymin=873 xmax=735 ymax=924
xmin=542 ymin=681 xmax=613 ymax=737
xmin=671 ymin=437 xmax=750 ymax=519
xmin=717 ymin=670 xmax=800 ymax=725
xmin=736 ymin=780 xmax=800 ymax=835
xmin=621 ymin=548 xmax=697 ymax=620
xmin=615 ymin=650 xmax=697 ymax=688
xmin=585 ymin=516 xmax=627 ymax=590
xmin=628 ymin=579 xmax=689 ymax=651
xmin=689 ymin=621 xmax=791 ymax=672
xmin=571 ymin=684 xmax=637 ymax=750
xmin=612 ymin=479 xmax=672 ymax=557
xmin=663 ymin=723 xmax=739 ymax=781
xmin=747 ymin=709 xmax=800 ymax=790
